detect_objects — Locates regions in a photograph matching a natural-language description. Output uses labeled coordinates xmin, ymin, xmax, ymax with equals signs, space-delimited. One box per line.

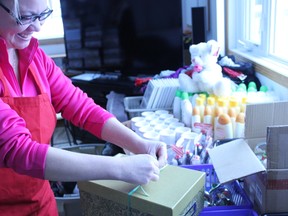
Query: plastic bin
xmin=181 ymin=164 xmax=253 ymax=211
xmin=124 ymin=96 xmax=172 ymax=119
xmin=199 ymin=209 xmax=259 ymax=216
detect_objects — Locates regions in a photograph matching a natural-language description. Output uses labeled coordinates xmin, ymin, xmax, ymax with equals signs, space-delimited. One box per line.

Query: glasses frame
xmin=0 ymin=2 xmax=53 ymax=25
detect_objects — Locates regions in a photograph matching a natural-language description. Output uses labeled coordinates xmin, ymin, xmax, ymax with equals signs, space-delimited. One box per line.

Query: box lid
xmin=209 ymin=139 xmax=266 ymax=184
xmin=78 ymin=165 xmax=205 ymax=215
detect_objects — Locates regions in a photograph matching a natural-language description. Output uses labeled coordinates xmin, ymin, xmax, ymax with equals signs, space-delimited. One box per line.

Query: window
xmin=229 ymin=0 xmax=288 ymax=62
xmin=33 ymin=0 xmax=64 ymax=40
xmin=227 ymin=0 xmax=288 ymax=87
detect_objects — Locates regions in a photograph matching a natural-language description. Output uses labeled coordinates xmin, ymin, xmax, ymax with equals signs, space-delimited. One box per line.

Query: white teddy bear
xmin=179 ymin=40 xmax=233 ymax=97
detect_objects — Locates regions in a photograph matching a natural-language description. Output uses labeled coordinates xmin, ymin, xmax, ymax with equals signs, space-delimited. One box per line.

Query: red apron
xmin=0 ymin=64 xmax=58 ymax=216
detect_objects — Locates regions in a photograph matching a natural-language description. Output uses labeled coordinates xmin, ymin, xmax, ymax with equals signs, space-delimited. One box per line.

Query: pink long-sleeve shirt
xmin=0 ymin=37 xmax=114 ymax=178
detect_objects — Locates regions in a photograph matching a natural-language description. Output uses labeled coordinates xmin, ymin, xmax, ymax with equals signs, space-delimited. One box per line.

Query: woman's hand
xmin=101 ymin=118 xmax=168 ymax=168
xmin=136 ymin=139 xmax=168 ymax=169
xmin=118 ymin=154 xmax=161 ymax=185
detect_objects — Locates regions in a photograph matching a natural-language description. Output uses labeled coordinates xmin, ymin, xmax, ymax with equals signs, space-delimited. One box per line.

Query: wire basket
xmin=124 ymin=96 xmax=172 ymax=119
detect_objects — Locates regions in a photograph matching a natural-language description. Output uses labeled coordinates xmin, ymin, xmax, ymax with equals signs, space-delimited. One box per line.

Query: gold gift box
xmin=78 ymin=165 xmax=205 ymax=216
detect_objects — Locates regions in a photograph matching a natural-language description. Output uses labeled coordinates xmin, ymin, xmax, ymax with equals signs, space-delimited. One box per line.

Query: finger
xmin=151 ymin=171 xmax=160 ymax=182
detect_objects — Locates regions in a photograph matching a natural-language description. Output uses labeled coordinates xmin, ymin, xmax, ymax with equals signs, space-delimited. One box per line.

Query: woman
xmin=0 ymin=0 xmax=167 ymax=215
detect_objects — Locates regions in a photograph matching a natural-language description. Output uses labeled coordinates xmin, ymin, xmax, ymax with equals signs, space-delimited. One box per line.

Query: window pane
xmin=246 ymin=0 xmax=262 ymax=45
xmin=33 ymin=0 xmax=64 ymax=40
xmin=269 ymin=0 xmax=288 ymax=61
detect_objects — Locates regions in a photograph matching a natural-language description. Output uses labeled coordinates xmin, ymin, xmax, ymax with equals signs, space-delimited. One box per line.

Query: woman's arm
xmin=44 ymin=144 xmax=161 ymax=185
xmin=44 ymin=117 xmax=167 ymax=185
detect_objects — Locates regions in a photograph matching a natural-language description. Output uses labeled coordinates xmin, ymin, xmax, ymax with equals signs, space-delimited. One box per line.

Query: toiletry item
xmin=203 ymin=106 xmax=213 ymax=125
xmin=234 ymin=112 xmax=245 ymax=138
xmin=214 ymin=113 xmax=233 ymax=140
xmin=181 ymin=92 xmax=193 ymax=127
xmin=191 ymin=106 xmax=201 ymax=133
xmin=172 ymin=89 xmax=182 ymax=120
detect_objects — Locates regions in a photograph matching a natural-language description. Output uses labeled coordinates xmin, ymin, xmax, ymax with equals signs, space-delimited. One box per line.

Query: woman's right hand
xmin=118 ymin=154 xmax=161 ymax=185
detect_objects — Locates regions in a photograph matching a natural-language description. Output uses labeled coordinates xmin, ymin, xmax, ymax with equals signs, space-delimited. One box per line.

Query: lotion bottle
xmin=195 ymin=96 xmax=205 ymax=122
xmin=181 ymin=92 xmax=193 ymax=127
xmin=191 ymin=106 xmax=201 ymax=133
xmin=214 ymin=113 xmax=234 ymax=140
xmin=203 ymin=106 xmax=213 ymax=125
xmin=234 ymin=112 xmax=245 ymax=138
xmin=173 ymin=89 xmax=182 ymax=120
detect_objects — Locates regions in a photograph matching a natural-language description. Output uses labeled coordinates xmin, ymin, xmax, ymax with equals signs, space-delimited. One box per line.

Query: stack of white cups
xmin=130 ymin=110 xmax=195 ymax=150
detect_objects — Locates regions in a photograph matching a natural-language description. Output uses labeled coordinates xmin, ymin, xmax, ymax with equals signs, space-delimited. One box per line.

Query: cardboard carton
xmin=78 ymin=165 xmax=205 ymax=216
xmin=209 ymin=125 xmax=288 ymax=214
xmin=244 ymin=101 xmax=288 ymax=149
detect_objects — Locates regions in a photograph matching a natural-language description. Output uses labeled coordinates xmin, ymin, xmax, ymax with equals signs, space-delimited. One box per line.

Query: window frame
xmin=226 ymin=0 xmax=288 ymax=88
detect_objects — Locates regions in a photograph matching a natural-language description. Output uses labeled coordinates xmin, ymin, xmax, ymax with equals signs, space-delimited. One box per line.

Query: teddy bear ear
xmin=207 ymin=40 xmax=220 ymax=57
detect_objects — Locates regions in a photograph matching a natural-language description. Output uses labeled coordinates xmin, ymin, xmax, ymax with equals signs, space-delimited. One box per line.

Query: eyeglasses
xmin=0 ymin=2 xmax=53 ymax=25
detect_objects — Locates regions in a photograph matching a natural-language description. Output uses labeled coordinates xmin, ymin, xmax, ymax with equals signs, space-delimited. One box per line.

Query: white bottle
xmin=173 ymin=89 xmax=182 ymax=120
xmin=214 ymin=113 xmax=234 ymax=140
xmin=234 ymin=112 xmax=245 ymax=138
xmin=181 ymin=92 xmax=193 ymax=127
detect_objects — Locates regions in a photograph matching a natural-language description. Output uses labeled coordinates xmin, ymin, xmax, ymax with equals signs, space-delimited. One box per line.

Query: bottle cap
xmin=238 ymin=83 xmax=247 ymax=91
xmin=207 ymin=97 xmax=215 ymax=106
xmin=248 ymin=82 xmax=257 ymax=89
xmin=196 ymin=97 xmax=204 ymax=105
xmin=217 ymin=98 xmax=226 ymax=107
xmin=181 ymin=91 xmax=189 ymax=100
xmin=176 ymin=89 xmax=182 ymax=97
xmin=229 ymin=98 xmax=238 ymax=107
xmin=260 ymin=85 xmax=268 ymax=92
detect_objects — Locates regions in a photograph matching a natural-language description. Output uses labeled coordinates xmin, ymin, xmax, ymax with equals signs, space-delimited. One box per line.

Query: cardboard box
xmin=244 ymin=101 xmax=288 ymax=149
xmin=209 ymin=125 xmax=288 ymax=214
xmin=78 ymin=165 xmax=205 ymax=216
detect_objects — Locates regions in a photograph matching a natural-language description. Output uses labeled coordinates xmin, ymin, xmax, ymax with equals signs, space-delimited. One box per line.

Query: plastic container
xmin=199 ymin=209 xmax=258 ymax=216
xmin=180 ymin=164 xmax=253 ymax=210
xmin=124 ymin=96 xmax=172 ymax=119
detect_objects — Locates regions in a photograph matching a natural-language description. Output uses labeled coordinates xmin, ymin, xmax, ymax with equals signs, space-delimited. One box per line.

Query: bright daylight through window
xmin=229 ymin=0 xmax=288 ymax=64
xmin=33 ymin=0 xmax=64 ymax=40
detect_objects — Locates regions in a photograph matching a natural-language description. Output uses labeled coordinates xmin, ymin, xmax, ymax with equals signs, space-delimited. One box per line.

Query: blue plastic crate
xmin=180 ymin=164 xmax=253 ymax=211
xmin=199 ymin=209 xmax=258 ymax=216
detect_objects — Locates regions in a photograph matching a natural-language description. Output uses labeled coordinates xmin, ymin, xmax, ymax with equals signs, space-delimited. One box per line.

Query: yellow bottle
xmin=203 ymin=106 xmax=213 ymax=125
xmin=195 ymin=96 xmax=205 ymax=122
xmin=217 ymin=97 xmax=228 ymax=114
xmin=240 ymin=96 xmax=247 ymax=113
xmin=191 ymin=106 xmax=201 ymax=133
xmin=229 ymin=97 xmax=240 ymax=116
xmin=206 ymin=96 xmax=216 ymax=125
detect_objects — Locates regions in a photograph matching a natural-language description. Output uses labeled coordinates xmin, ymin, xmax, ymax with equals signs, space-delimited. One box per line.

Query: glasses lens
xmin=19 ymin=16 xmax=33 ymax=25
xmin=18 ymin=9 xmax=53 ymax=25
xmin=39 ymin=9 xmax=53 ymax=21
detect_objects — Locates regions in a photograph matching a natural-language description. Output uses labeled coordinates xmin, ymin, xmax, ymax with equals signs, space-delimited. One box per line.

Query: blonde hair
xmin=13 ymin=0 xmax=20 ymax=17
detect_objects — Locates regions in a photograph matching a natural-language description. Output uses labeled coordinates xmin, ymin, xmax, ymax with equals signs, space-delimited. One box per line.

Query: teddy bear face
xmin=189 ymin=40 xmax=220 ymax=71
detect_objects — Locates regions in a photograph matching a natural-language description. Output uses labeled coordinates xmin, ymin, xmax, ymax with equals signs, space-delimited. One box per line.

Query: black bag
xmin=219 ymin=55 xmax=262 ymax=90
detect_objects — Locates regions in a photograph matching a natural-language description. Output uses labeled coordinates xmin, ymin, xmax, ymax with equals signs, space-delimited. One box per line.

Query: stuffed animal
xmin=179 ymin=40 xmax=233 ymax=97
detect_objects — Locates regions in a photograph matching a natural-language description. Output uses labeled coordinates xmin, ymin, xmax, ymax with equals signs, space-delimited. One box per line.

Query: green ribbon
xmin=127 ymin=164 xmax=168 ymax=215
